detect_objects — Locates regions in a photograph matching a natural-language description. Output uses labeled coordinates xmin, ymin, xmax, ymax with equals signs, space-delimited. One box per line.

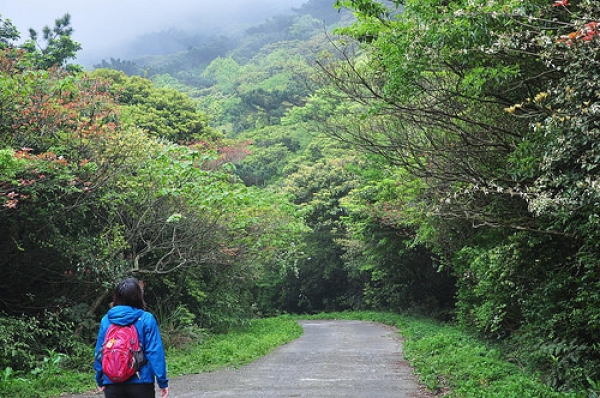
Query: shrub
xmin=0 ymin=311 xmax=91 ymax=374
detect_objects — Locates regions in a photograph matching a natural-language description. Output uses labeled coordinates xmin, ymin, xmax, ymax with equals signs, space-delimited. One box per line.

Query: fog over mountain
xmin=0 ymin=0 xmax=309 ymax=66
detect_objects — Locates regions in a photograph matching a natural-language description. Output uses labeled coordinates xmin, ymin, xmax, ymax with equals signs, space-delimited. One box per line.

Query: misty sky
xmin=0 ymin=0 xmax=308 ymax=65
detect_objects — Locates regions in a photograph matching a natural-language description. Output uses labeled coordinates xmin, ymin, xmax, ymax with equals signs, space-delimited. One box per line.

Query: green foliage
xmin=0 ymin=50 xmax=135 ymax=319
xmin=202 ymin=57 xmax=242 ymax=95
xmin=0 ymin=12 xmax=81 ymax=71
xmin=153 ymin=304 xmax=205 ymax=350
xmin=94 ymin=57 xmax=144 ymax=76
xmin=0 ymin=148 xmax=26 ymax=179
xmin=336 ymin=158 xmax=455 ymax=316
xmin=237 ymin=143 xmax=294 ymax=186
xmin=0 ymin=316 xmax=40 ymax=372
xmin=0 ymin=16 xmax=19 ymax=49
xmin=274 ymin=146 xmax=362 ymax=313
xmin=21 ymin=13 xmax=82 ymax=71
xmin=91 ymin=69 xmax=218 ymax=143
xmin=0 ymin=312 xmax=91 ymax=378
xmin=197 ymin=45 xmax=312 ymax=133
xmin=400 ymin=322 xmax=581 ymax=398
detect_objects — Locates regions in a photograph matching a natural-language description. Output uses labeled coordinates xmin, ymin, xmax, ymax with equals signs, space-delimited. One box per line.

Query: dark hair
xmin=113 ymin=278 xmax=146 ymax=309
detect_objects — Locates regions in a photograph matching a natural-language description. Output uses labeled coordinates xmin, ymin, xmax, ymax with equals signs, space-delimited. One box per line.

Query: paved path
xmin=65 ymin=320 xmax=432 ymax=398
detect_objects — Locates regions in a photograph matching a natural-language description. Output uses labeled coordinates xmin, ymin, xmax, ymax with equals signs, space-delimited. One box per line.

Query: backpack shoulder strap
xmin=132 ymin=315 xmax=145 ymax=348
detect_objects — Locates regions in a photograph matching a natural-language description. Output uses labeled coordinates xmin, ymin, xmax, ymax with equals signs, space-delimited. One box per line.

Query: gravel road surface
xmin=63 ymin=320 xmax=433 ymax=398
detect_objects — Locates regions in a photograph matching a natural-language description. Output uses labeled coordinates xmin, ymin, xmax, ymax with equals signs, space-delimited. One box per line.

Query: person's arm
xmin=142 ymin=312 xmax=169 ymax=389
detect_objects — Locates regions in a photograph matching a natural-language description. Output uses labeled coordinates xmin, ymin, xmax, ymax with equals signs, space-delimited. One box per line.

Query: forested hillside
xmin=1 ymin=0 xmax=600 ymax=394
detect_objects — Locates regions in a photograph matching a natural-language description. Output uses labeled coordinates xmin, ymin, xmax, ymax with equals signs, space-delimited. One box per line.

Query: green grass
xmin=167 ymin=317 xmax=303 ymax=375
xmin=3 ymin=312 xmax=591 ymax=397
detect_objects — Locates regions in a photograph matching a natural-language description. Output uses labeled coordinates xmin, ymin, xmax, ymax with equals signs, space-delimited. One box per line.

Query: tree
xmin=0 ymin=49 xmax=133 ymax=333
xmin=21 ymin=13 xmax=82 ymax=71
xmin=92 ymin=69 xmax=219 ymax=143
xmin=319 ymin=0 xmax=600 ymax=389
xmin=276 ymin=143 xmax=362 ymax=312
xmin=338 ymin=159 xmax=456 ymax=315
xmin=0 ymin=15 xmax=19 ymax=49
xmin=94 ymin=57 xmax=144 ymax=76
xmin=322 ymin=1 xmax=548 ymax=226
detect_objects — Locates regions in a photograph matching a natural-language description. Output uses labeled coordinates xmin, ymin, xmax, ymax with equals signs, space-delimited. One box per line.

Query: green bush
xmin=154 ymin=304 xmax=207 ymax=350
xmin=0 ymin=315 xmax=39 ymax=371
xmin=0 ymin=312 xmax=92 ymax=374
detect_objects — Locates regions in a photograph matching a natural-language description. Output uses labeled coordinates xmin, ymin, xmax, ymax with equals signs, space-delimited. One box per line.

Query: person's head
xmin=113 ymin=278 xmax=146 ymax=309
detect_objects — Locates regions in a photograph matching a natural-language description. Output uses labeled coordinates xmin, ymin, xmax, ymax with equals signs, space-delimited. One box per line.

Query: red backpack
xmin=101 ymin=322 xmax=147 ymax=382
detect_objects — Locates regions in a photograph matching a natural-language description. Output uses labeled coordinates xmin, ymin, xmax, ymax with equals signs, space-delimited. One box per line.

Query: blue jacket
xmin=94 ymin=305 xmax=168 ymax=389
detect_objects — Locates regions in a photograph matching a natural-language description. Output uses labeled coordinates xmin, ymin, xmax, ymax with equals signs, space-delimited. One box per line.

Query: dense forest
xmin=1 ymin=0 xmax=600 ymax=394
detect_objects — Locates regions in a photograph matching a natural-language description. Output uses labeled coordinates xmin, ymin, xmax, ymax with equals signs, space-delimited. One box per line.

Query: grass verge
xmin=167 ymin=317 xmax=303 ymax=375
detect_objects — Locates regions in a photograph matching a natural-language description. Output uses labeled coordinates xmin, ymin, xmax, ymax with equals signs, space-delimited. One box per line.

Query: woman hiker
xmin=94 ymin=278 xmax=169 ymax=398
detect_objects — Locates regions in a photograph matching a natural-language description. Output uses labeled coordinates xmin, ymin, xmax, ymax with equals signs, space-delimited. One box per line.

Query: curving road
xmin=65 ymin=320 xmax=433 ymax=398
